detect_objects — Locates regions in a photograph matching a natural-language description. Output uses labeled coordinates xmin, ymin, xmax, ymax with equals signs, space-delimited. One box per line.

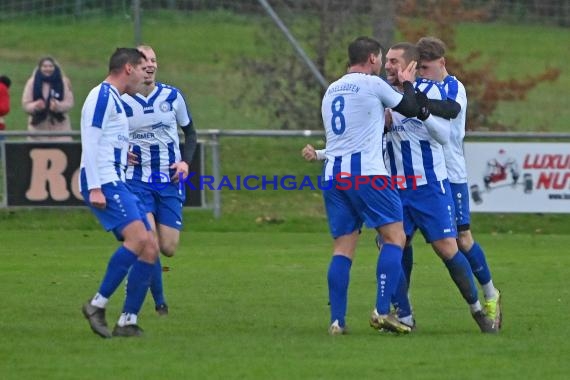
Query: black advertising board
xmin=4 ymin=142 xmax=203 ymax=207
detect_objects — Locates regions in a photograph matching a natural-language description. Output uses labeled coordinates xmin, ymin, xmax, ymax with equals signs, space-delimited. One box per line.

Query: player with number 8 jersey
xmin=319 ymin=36 xmax=421 ymax=335
xmin=322 ymin=74 xmax=403 ymax=180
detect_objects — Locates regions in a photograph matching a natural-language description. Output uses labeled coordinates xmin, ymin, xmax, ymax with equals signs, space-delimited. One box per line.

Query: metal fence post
xmin=0 ymin=140 xmax=6 ymax=208
xmin=257 ymin=0 xmax=328 ymax=90
xmin=210 ymin=131 xmax=222 ymax=219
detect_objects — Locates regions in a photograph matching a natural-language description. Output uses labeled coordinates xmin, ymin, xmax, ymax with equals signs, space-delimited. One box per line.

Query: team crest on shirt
xmin=159 ymin=101 xmax=172 ymax=112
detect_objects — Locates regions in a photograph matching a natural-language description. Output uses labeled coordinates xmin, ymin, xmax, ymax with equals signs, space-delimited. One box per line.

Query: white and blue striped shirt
xmin=121 ymin=82 xmax=192 ymax=183
xmin=385 ymin=79 xmax=450 ymax=188
xmin=321 ymin=73 xmax=403 ymax=179
xmin=79 ymin=82 xmax=130 ymax=191
xmin=442 ymin=75 xmax=468 ymax=183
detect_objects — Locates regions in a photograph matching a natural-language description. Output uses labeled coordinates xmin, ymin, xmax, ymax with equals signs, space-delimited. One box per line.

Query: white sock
xmin=399 ymin=315 xmax=414 ymax=326
xmin=374 ymin=308 xmax=387 ymax=317
xmin=469 ymin=300 xmax=482 ymax=314
xmin=118 ymin=313 xmax=138 ymax=327
xmin=91 ymin=293 xmax=108 ymax=309
xmin=482 ymin=281 xmax=498 ymax=301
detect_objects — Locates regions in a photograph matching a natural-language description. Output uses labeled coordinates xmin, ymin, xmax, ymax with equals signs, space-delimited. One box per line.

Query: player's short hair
xmin=390 ymin=42 xmax=419 ymax=64
xmin=108 ymin=48 xmax=147 ymax=74
xmin=348 ymin=36 xmax=384 ymax=66
xmin=417 ymin=37 xmax=446 ymax=61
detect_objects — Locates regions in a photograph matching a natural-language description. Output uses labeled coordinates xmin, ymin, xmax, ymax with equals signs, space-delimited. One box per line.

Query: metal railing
xmin=2 ymin=129 xmax=570 ymax=218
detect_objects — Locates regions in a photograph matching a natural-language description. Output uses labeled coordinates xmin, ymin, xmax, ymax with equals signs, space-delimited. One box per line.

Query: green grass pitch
xmin=1 ymin=8 xmax=569 ymax=380
xmin=1 ymin=227 xmax=569 ymax=379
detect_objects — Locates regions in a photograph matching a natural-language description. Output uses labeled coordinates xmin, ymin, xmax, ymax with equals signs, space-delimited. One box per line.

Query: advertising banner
xmin=3 ymin=142 xmax=203 ymax=207
xmin=465 ymin=142 xmax=570 ymax=213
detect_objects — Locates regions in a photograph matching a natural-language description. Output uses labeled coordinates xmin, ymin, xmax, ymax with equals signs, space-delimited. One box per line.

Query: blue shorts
xmin=399 ymin=179 xmax=457 ymax=243
xmin=127 ymin=179 xmax=185 ymax=230
xmin=449 ymin=182 xmax=471 ymax=231
xmin=81 ymin=181 xmax=151 ymax=240
xmin=323 ymin=176 xmax=403 ymax=239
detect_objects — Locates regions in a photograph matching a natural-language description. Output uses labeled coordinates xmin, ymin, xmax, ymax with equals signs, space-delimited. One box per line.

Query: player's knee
xmin=457 ymin=231 xmax=474 ymax=252
xmin=333 ymin=231 xmax=359 ymax=257
xmin=382 ymin=230 xmax=406 ymax=248
xmin=159 ymin=238 xmax=178 ymax=257
xmin=457 ymin=238 xmax=470 ymax=252
xmin=139 ymin=238 xmax=159 ymax=262
xmin=160 ymin=244 xmax=176 ymax=257
xmin=432 ymin=238 xmax=458 ymax=260
xmin=124 ymin=234 xmax=148 ymax=255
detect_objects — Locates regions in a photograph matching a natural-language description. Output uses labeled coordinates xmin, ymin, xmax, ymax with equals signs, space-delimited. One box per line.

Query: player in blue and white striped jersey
xmin=320 ymin=36 xmax=422 ymax=335
xmin=417 ymin=36 xmax=501 ymax=328
xmin=122 ymin=45 xmax=197 ymax=316
xmin=384 ymin=42 xmax=497 ymax=333
xmin=305 ymin=42 xmax=496 ymax=333
xmin=80 ymin=48 xmax=159 ymax=338
xmin=385 ymin=77 xmax=450 ymax=189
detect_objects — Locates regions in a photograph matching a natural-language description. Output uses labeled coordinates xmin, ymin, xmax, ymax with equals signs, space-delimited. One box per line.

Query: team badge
xmin=159 ymin=101 xmax=172 ymax=112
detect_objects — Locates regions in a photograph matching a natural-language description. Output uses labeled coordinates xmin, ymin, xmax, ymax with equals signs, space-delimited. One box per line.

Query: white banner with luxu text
xmin=465 ymin=142 xmax=570 ymax=213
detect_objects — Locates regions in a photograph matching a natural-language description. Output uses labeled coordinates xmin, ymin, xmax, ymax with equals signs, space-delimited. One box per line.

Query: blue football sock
xmin=123 ymin=260 xmax=154 ymax=315
xmin=376 ymin=243 xmax=403 ymax=315
xmin=401 ymin=244 xmax=414 ymax=289
xmin=98 ymin=246 xmax=138 ymax=299
xmin=327 ymin=255 xmax=352 ymax=327
xmin=462 ymin=242 xmax=492 ymax=286
xmin=392 ymin=269 xmax=412 ymax=318
xmin=150 ymin=258 xmax=166 ymax=307
xmin=443 ymin=252 xmax=479 ymax=305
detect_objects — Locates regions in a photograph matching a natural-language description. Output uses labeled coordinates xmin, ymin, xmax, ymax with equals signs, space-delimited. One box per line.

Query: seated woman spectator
xmin=22 ymin=57 xmax=74 ymax=141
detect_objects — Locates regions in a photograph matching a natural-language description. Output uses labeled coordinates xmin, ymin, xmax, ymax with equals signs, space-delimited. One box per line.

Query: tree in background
xmin=372 ymin=0 xmax=396 ymax=56
xmin=236 ymin=0 xmax=365 ymax=130
xmin=237 ymin=0 xmax=560 ymax=131
xmin=395 ymin=0 xmax=560 ymax=130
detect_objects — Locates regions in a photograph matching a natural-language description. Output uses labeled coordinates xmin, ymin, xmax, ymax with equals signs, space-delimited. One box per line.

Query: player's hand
xmin=127 ymin=151 xmax=139 ymax=165
xmin=170 ymin=161 xmax=189 ymax=183
xmin=302 ymin=144 xmax=318 ymax=161
xmin=398 ymin=60 xmax=417 ymax=84
xmin=415 ymin=90 xmax=431 ymax=121
xmin=89 ymin=188 xmax=106 ymax=209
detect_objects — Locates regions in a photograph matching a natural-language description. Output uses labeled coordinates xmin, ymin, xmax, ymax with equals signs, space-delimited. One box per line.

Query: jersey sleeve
xmin=315 ymin=149 xmax=326 ymax=161
xmin=423 ymin=114 xmax=450 ymax=145
xmin=80 ymin=89 xmax=110 ymax=190
xmin=416 ymin=78 xmax=447 ymax=101
xmin=373 ymin=76 xmax=403 ymax=109
xmin=174 ymin=90 xmax=192 ymax=127
xmin=453 ymin=81 xmax=467 ymax=111
xmin=81 ymin=126 xmax=103 ymax=190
